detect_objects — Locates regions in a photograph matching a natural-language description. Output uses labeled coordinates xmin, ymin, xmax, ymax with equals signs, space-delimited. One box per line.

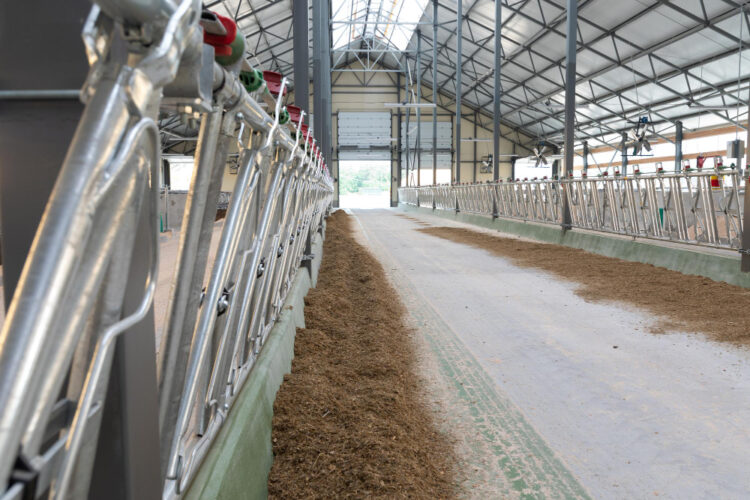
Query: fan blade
xmin=643 ymin=139 xmax=652 ymax=152
xmin=533 ymin=147 xmax=540 ymax=157
xmin=540 ymin=145 xmax=547 ymax=156
xmin=628 ymin=129 xmax=638 ymax=141
xmin=541 ymin=156 xmax=548 ymax=166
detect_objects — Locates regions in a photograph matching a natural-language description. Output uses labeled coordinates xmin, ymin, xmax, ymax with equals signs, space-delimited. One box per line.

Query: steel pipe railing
xmin=399 ymin=169 xmax=744 ymax=250
xmin=0 ymin=1 xmax=334 ymax=499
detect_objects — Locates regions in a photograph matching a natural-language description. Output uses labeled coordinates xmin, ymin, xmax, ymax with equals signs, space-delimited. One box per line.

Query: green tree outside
xmin=339 ymin=161 xmax=390 ymax=195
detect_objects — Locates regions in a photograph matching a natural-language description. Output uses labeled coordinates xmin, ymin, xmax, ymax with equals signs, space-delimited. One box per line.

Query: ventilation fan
xmin=480 ymin=154 xmax=492 ymax=173
xmin=627 ymin=116 xmax=652 ymax=156
xmin=528 ymin=144 xmax=563 ymax=168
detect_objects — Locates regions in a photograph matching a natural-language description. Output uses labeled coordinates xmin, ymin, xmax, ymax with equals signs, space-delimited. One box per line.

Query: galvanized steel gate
xmin=400 ymin=170 xmax=746 ymax=251
xmin=0 ymin=1 xmax=333 ymax=499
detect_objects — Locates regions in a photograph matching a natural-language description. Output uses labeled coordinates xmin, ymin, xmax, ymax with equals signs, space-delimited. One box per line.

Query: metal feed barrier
xmin=399 ymin=169 xmax=745 ymax=250
xmin=0 ymin=1 xmax=333 ymax=499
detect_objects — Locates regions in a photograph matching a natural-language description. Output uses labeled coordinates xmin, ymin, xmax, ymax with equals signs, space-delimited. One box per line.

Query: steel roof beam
xmin=493 ymin=1 xmax=747 ymax=131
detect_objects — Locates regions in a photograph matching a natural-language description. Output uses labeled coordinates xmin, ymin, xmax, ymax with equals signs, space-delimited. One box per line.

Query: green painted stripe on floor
xmin=357 ymin=216 xmax=591 ymax=499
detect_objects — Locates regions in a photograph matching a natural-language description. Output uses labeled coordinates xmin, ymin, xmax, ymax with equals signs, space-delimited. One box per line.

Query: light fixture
xmin=383 ymin=102 xmax=437 ymax=108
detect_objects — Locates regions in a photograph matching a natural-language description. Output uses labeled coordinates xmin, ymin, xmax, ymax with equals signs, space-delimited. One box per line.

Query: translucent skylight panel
xmin=331 ymin=0 xmax=428 ymax=51
xmin=380 ymin=0 xmax=428 ymax=51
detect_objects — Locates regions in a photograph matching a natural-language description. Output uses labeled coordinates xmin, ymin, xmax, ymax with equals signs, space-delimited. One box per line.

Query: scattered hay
xmin=268 ymin=211 xmax=457 ymax=499
xmin=420 ymin=226 xmax=750 ymax=346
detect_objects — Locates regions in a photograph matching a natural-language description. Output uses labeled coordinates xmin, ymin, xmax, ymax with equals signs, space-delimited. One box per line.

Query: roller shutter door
xmin=401 ymin=120 xmax=452 ymax=169
xmin=337 ymin=112 xmax=392 ymax=161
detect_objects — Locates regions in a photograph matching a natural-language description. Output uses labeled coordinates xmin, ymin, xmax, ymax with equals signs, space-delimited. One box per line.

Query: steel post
xmin=405 ymin=63 xmax=411 ymax=186
xmin=397 ymin=73 xmax=403 ymax=188
xmin=742 ymin=104 xmax=750 ymax=271
xmin=433 ymin=0 xmax=439 ymax=185
xmin=455 ymin=0 xmax=463 ymax=184
xmin=293 ymin=0 xmax=309 ymax=113
xmin=312 ymin=0 xmax=323 ymax=145
xmin=474 ymin=111 xmax=478 ymax=182
xmin=493 ymin=0 xmax=502 ymax=181
xmin=562 ymin=0 xmax=577 ymax=229
xmin=416 ymin=30 xmax=422 ymax=187
xmin=675 ymin=120 xmax=683 ymax=172
xmin=621 ymin=131 xmax=628 ymax=175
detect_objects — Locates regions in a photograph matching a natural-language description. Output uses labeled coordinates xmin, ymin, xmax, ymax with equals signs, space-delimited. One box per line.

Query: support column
xmin=312 ymin=0 xmax=323 ymax=148
xmin=455 ymin=0 xmax=462 ymax=184
xmin=493 ymin=0 xmax=502 ymax=181
xmin=416 ymin=30 xmax=422 ymax=187
xmin=313 ymin=0 xmax=334 ymax=204
xmin=473 ymin=111 xmax=478 ymax=182
xmin=293 ymin=0 xmax=309 ymax=113
xmin=621 ymin=131 xmax=628 ymax=176
xmin=324 ymin=2 xmax=334 ymax=205
xmin=433 ymin=0 xmax=438 ymax=185
xmin=397 ymin=73 xmax=403 ymax=189
xmin=397 ymin=108 xmax=403 ymax=187
xmin=742 ymin=98 xmax=750 ymax=271
xmin=674 ymin=120 xmax=683 ymax=172
xmin=561 ymin=0 xmax=577 ymax=230
xmin=405 ymin=62 xmax=411 ymax=186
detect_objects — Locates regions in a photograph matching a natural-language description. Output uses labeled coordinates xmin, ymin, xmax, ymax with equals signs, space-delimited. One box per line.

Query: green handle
xmin=240 ymin=69 xmax=264 ymax=92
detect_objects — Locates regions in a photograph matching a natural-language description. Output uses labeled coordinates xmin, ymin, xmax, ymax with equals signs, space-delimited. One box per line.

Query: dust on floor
xmin=395 ymin=213 xmax=432 ymax=227
xmin=419 ymin=226 xmax=750 ymax=346
xmin=268 ymin=211 xmax=457 ymax=499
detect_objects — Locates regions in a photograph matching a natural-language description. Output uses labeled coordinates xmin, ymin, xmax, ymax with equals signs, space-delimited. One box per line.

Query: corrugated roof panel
xmin=213 ymin=0 xmax=749 ymax=148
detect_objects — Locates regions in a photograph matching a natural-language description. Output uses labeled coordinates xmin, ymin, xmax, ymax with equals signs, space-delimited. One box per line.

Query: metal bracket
xmin=216 ymin=288 xmax=230 ymax=316
xmin=738 ymin=248 xmax=750 ymax=255
xmin=301 ymin=254 xmax=315 ymax=262
xmin=257 ymin=257 xmax=266 ymax=277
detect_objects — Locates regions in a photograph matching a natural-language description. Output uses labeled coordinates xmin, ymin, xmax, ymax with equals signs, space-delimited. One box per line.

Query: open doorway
xmin=338 ymin=160 xmax=391 ymax=209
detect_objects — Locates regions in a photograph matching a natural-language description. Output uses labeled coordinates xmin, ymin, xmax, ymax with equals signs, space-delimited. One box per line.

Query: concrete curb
xmin=185 ymin=261 xmax=315 ymax=499
xmin=400 ymin=204 xmax=750 ymax=289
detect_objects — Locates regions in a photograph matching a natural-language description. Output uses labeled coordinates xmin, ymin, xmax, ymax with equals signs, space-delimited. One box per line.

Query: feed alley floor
xmin=350 ymin=208 xmax=750 ymax=499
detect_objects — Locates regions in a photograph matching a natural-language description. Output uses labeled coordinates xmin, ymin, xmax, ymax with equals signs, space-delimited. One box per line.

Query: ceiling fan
xmin=626 ymin=116 xmax=652 ymax=156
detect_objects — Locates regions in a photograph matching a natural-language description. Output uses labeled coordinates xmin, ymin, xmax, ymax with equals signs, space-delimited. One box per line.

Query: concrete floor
xmin=352 ymin=208 xmax=750 ymax=499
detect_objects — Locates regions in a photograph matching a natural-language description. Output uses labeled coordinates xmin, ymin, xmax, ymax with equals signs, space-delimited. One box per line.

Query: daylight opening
xmin=338 ymin=160 xmax=391 ymax=208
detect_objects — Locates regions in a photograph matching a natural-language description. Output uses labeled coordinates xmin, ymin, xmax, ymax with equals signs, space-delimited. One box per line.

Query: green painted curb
xmin=400 ymin=204 xmax=750 ymax=289
xmin=185 ymin=268 xmax=313 ymax=500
